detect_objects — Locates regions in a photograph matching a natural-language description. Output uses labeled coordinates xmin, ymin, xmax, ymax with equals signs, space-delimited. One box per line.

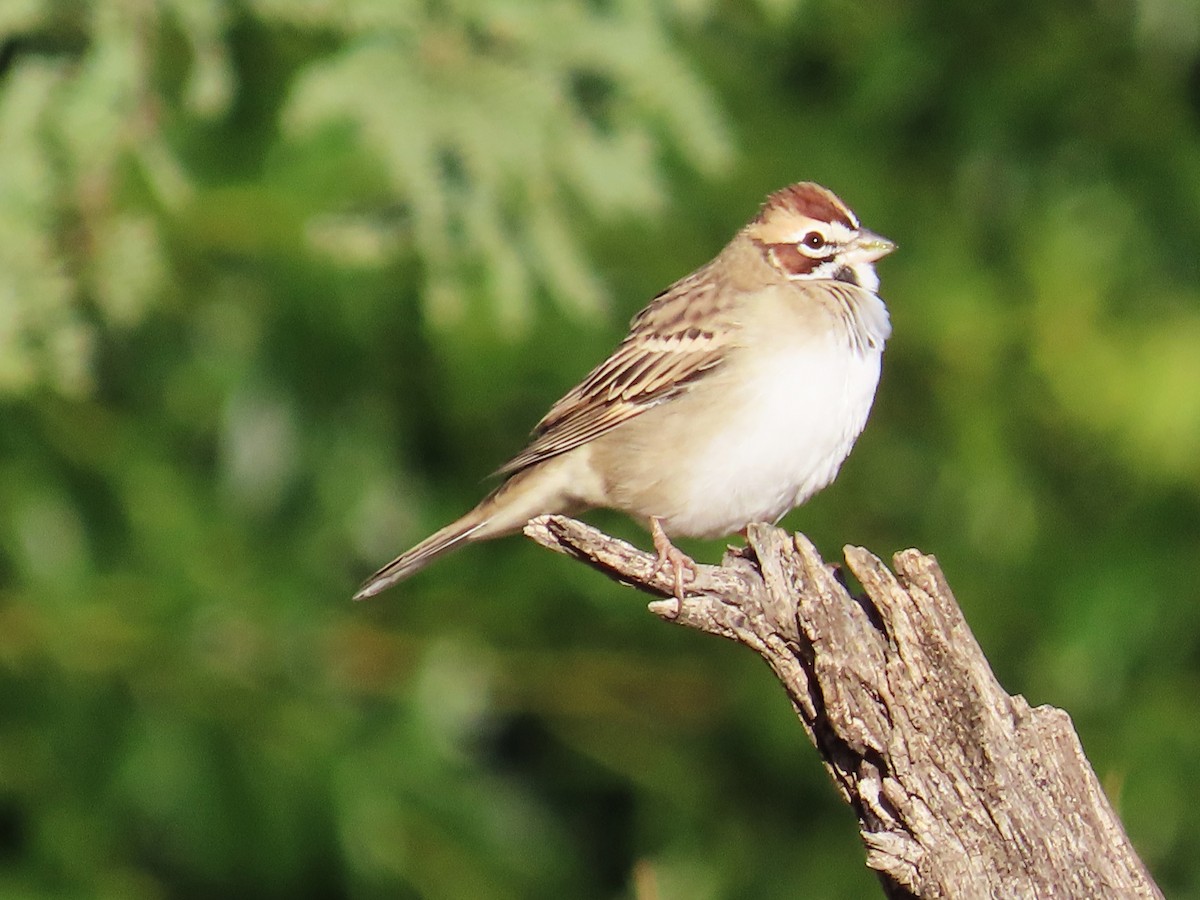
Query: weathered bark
xmin=523 ymin=515 xmax=1162 ymax=899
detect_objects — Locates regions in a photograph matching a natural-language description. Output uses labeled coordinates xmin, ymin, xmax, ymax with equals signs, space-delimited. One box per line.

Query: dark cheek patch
xmin=768 ymin=243 xmax=820 ymax=277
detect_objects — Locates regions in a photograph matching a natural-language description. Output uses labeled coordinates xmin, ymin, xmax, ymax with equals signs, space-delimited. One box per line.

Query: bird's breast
xmin=654 ymin=332 xmax=883 ymax=538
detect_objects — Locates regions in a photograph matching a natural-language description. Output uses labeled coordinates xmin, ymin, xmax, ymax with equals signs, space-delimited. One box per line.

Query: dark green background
xmin=2 ymin=1 xmax=1199 ymax=897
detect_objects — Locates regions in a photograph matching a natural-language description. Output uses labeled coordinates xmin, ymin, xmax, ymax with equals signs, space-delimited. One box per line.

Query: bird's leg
xmin=650 ymin=516 xmax=696 ymax=614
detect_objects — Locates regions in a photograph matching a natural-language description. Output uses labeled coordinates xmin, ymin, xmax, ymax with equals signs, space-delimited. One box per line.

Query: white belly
xmin=667 ymin=339 xmax=882 ymax=538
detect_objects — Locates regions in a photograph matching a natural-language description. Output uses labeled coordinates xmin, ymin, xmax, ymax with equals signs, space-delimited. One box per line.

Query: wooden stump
xmin=524 ymin=516 xmax=1162 ymax=899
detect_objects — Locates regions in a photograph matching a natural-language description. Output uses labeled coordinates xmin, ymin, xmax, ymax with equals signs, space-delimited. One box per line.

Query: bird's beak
xmin=853 ymin=229 xmax=896 ymax=262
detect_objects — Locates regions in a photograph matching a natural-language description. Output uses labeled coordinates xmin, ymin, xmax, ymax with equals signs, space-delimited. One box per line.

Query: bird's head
xmin=746 ymin=182 xmax=895 ymax=293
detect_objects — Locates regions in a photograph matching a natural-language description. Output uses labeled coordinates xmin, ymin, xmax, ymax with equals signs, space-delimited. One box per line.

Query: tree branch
xmin=523 ymin=515 xmax=1162 ymax=899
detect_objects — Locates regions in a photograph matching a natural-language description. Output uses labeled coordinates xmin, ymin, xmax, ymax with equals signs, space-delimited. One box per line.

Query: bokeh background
xmin=3 ymin=1 xmax=1200 ymax=897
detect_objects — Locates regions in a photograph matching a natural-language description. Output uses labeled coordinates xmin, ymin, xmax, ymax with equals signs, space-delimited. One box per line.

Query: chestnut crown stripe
xmin=755 ymin=182 xmax=858 ymax=230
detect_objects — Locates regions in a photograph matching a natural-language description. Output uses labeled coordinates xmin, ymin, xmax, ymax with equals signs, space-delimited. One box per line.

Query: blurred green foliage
xmin=2 ymin=0 xmax=1200 ymax=897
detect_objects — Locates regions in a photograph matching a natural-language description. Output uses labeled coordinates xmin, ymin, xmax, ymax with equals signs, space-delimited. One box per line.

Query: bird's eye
xmin=802 ymin=231 xmax=827 ymax=250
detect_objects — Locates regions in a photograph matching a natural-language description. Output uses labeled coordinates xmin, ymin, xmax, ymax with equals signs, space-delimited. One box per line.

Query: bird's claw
xmin=650 ymin=517 xmax=697 ymax=618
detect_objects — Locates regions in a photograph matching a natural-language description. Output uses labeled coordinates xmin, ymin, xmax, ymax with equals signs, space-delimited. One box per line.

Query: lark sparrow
xmin=355 ymin=183 xmax=894 ymax=600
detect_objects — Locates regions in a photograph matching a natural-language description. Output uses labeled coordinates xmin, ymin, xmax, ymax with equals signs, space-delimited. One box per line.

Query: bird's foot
xmin=650 ymin=517 xmax=696 ymax=617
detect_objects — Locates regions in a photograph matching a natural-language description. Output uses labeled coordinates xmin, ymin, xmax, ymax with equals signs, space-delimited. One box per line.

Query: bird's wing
xmin=496 ymin=265 xmax=737 ymax=476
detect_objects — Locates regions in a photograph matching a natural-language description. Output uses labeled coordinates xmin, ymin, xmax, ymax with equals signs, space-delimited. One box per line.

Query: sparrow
xmin=354 ymin=182 xmax=894 ymax=601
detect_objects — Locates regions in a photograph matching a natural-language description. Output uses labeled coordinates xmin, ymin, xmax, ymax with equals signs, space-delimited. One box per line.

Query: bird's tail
xmin=353 ymin=455 xmax=588 ymax=600
xmin=352 ymin=510 xmax=490 ymax=600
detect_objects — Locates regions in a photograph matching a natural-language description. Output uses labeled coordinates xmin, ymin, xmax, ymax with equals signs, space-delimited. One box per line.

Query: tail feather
xmin=353 ymin=514 xmax=489 ymax=600
xmin=353 ymin=454 xmax=590 ymax=600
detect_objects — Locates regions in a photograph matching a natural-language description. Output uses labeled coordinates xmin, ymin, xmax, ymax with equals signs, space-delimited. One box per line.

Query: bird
xmin=354 ymin=182 xmax=894 ymax=601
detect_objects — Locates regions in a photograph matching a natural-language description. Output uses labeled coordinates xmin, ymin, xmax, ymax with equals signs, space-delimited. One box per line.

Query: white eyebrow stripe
xmin=778 ymin=221 xmax=858 ymax=245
